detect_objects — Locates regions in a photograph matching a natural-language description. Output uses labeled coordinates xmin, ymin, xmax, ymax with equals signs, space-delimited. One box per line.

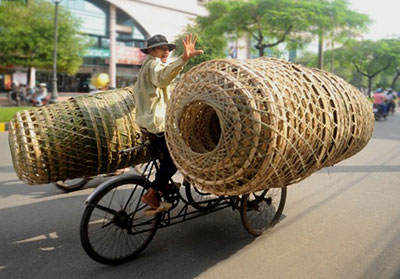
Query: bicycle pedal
xmin=144 ymin=202 xmax=172 ymax=216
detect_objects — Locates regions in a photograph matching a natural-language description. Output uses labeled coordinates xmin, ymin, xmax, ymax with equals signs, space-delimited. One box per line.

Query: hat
xmin=140 ymin=34 xmax=176 ymax=54
xmin=39 ymin=83 xmax=46 ymax=87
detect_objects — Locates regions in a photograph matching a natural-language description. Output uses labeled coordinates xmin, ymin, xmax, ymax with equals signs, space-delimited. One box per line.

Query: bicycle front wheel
xmin=240 ymin=187 xmax=287 ymax=236
xmin=80 ymin=178 xmax=160 ymax=265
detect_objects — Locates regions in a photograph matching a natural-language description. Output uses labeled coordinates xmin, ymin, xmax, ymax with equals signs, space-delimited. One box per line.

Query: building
xmin=2 ymin=0 xmax=208 ymax=92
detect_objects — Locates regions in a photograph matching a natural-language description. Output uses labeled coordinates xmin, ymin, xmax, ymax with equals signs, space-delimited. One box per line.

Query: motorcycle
xmin=373 ymin=103 xmax=388 ymax=121
xmin=25 ymin=88 xmax=51 ymax=106
xmin=8 ymin=90 xmax=24 ymax=106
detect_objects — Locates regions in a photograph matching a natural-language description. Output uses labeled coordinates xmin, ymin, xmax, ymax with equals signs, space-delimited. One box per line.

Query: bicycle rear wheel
xmin=184 ymin=179 xmax=223 ymax=211
xmin=240 ymin=187 xmax=287 ymax=236
xmin=54 ymin=178 xmax=88 ymax=192
xmin=80 ymin=178 xmax=160 ymax=265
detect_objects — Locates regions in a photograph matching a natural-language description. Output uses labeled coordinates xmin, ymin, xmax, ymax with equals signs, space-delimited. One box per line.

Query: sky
xmin=348 ymin=0 xmax=400 ymax=40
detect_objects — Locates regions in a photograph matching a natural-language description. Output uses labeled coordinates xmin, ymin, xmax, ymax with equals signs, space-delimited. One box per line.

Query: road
xmin=0 ymin=112 xmax=399 ymax=279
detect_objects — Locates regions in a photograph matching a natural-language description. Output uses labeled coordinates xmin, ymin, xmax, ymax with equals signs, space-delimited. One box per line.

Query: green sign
xmin=84 ymin=48 xmax=110 ymax=58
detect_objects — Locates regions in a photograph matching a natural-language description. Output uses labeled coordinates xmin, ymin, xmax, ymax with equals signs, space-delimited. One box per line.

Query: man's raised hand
xmin=182 ymin=33 xmax=204 ymax=62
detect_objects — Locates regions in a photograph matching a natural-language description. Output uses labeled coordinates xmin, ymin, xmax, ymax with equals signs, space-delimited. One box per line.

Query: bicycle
xmin=79 ymin=137 xmax=287 ymax=265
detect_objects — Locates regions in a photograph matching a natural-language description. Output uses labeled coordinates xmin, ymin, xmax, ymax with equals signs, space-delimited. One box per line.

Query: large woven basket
xmin=8 ymin=87 xmax=149 ymax=185
xmin=165 ymin=57 xmax=374 ymax=195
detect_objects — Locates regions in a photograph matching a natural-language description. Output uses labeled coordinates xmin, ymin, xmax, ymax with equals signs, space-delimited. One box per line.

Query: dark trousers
xmin=151 ymin=133 xmax=177 ymax=192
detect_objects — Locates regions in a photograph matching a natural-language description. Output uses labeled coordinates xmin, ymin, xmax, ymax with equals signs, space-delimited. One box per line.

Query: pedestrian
xmin=134 ymin=33 xmax=203 ymax=213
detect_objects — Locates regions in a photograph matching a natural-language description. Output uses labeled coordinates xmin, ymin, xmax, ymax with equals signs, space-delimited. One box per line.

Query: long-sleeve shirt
xmin=134 ymin=54 xmax=186 ymax=134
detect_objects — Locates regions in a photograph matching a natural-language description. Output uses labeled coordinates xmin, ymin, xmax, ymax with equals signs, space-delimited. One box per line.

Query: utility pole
xmin=50 ymin=0 xmax=63 ymax=104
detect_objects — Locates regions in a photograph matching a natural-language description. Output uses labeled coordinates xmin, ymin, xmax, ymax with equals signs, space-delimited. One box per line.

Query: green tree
xmin=173 ymin=24 xmax=227 ymax=72
xmin=343 ymin=40 xmax=394 ymax=96
xmin=304 ymin=0 xmax=371 ymax=70
xmin=198 ymin=0 xmax=311 ymax=58
xmin=0 ymin=0 xmax=91 ymax=75
xmin=382 ymin=38 xmax=400 ymax=91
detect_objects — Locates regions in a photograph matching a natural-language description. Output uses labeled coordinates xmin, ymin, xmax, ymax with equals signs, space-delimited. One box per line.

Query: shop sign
xmin=115 ymin=46 xmax=146 ymax=65
xmin=84 ymin=48 xmax=110 ymax=58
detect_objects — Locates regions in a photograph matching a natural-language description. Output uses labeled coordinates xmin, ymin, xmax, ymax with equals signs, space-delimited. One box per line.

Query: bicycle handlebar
xmin=119 ymin=141 xmax=151 ymax=154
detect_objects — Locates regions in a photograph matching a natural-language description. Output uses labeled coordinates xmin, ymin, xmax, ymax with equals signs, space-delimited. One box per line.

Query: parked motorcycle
xmin=8 ymin=90 xmax=24 ymax=106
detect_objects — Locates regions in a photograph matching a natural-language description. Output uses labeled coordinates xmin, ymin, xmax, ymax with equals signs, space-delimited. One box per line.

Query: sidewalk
xmin=0 ymin=92 xmax=88 ymax=131
xmin=0 ymin=92 xmax=87 ymax=107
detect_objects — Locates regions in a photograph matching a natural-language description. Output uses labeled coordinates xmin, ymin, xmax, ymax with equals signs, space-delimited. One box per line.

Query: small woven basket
xmin=165 ymin=57 xmax=374 ymax=195
xmin=9 ymin=87 xmax=149 ymax=185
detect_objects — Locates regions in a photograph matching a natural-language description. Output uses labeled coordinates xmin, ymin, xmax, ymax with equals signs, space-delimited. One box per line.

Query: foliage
xmin=173 ymin=24 xmax=227 ymax=72
xmin=295 ymin=51 xmax=318 ymax=68
xmin=303 ymin=0 xmax=371 ymax=69
xmin=0 ymin=107 xmax=33 ymax=122
xmin=198 ymin=0 xmax=312 ymax=57
xmin=0 ymin=0 xmax=91 ymax=74
xmin=196 ymin=0 xmax=370 ymax=61
xmin=336 ymin=40 xmax=395 ymax=96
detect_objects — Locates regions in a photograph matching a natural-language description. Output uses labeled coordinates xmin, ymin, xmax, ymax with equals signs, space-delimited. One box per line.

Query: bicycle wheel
xmin=80 ymin=178 xmax=160 ymax=265
xmin=134 ymin=162 xmax=156 ymax=177
xmin=54 ymin=178 xmax=88 ymax=192
xmin=184 ymin=179 xmax=223 ymax=211
xmin=240 ymin=187 xmax=287 ymax=236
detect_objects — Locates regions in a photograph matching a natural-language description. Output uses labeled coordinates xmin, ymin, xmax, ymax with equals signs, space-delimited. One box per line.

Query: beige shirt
xmin=134 ymin=54 xmax=186 ymax=134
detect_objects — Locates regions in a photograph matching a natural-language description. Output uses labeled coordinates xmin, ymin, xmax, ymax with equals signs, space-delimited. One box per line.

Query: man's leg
xmin=152 ymin=135 xmax=177 ymax=192
xmin=141 ymin=134 xmax=177 ymax=209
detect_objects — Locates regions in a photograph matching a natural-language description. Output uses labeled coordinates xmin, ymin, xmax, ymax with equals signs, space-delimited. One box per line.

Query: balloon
xmin=91 ymin=73 xmax=110 ymax=89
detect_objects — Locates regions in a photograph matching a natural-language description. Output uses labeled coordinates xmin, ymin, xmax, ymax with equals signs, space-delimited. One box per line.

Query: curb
xmin=0 ymin=122 xmax=9 ymax=132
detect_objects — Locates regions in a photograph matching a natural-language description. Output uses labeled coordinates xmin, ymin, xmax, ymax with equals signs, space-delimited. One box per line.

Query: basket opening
xmin=179 ymin=102 xmax=221 ymax=154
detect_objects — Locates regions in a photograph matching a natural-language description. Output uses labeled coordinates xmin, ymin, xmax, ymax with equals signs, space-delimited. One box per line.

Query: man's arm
xmin=150 ymin=33 xmax=203 ymax=88
xmin=150 ymin=57 xmax=187 ymax=88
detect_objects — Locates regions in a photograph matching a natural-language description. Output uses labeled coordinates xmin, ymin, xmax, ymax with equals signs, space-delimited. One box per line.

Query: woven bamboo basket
xmin=8 ymin=87 xmax=149 ymax=185
xmin=165 ymin=57 xmax=374 ymax=195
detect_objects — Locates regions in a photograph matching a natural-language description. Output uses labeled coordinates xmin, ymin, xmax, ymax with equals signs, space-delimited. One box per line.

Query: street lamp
xmin=50 ymin=0 xmax=63 ymax=104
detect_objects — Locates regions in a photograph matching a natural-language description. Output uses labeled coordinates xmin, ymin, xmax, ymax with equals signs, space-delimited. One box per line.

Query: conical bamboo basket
xmin=165 ymin=57 xmax=374 ymax=195
xmin=8 ymin=87 xmax=149 ymax=185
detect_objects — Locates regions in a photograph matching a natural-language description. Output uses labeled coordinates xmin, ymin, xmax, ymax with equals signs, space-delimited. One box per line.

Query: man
xmin=134 ymin=34 xmax=203 ymax=211
xmin=35 ymin=83 xmax=48 ymax=106
xmin=373 ymin=88 xmax=388 ymax=116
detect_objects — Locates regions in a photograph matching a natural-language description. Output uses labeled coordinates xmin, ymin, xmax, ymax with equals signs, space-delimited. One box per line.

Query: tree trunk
xmin=331 ymin=41 xmax=334 ymax=73
xmin=258 ymin=47 xmax=264 ymax=57
xmin=367 ymin=77 xmax=373 ymax=98
xmin=318 ymin=34 xmax=324 ymax=69
xmin=391 ymin=70 xmax=400 ymax=90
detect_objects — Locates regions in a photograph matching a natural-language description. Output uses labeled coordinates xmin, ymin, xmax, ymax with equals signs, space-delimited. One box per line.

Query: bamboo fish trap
xmin=165 ymin=57 xmax=374 ymax=196
xmin=8 ymin=88 xmax=149 ymax=185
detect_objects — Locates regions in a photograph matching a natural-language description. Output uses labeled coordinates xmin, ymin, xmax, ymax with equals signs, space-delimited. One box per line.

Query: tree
xmin=198 ymin=0 xmax=311 ymax=58
xmin=382 ymin=39 xmax=400 ymax=91
xmin=304 ymin=0 xmax=371 ymax=70
xmin=0 ymin=0 xmax=91 ymax=75
xmin=173 ymin=24 xmax=227 ymax=72
xmin=344 ymin=40 xmax=394 ymax=97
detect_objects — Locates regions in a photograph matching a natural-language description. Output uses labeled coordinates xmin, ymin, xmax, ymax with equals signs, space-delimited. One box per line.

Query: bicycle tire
xmin=240 ymin=187 xmax=287 ymax=236
xmin=184 ymin=179 xmax=223 ymax=211
xmin=80 ymin=177 xmax=160 ymax=265
xmin=54 ymin=178 xmax=88 ymax=192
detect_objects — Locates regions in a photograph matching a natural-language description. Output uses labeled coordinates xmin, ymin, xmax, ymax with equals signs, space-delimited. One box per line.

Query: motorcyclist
xmin=385 ymin=89 xmax=396 ymax=114
xmin=373 ymin=89 xmax=388 ymax=118
xmin=35 ymin=83 xmax=48 ymax=106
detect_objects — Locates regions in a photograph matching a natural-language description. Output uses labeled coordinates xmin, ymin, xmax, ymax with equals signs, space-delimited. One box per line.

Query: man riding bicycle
xmin=134 ymin=34 xmax=203 ymax=212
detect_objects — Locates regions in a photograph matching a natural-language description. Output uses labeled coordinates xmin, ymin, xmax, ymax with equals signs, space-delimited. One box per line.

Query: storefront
xmin=1 ymin=0 xmax=206 ymax=92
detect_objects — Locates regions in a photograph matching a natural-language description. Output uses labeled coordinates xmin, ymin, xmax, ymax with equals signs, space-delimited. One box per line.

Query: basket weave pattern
xmin=9 ymin=88 xmax=149 ymax=185
xmin=165 ymin=58 xmax=374 ymax=195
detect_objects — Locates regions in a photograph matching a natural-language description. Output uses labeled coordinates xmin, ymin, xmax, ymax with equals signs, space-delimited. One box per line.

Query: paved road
xmin=0 ymin=112 xmax=400 ymax=279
